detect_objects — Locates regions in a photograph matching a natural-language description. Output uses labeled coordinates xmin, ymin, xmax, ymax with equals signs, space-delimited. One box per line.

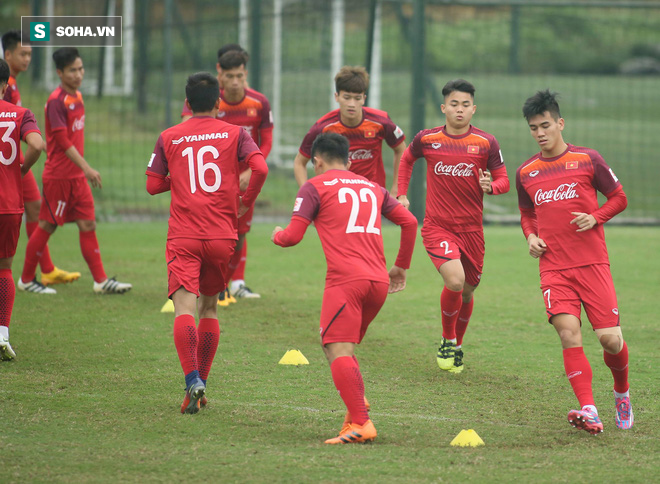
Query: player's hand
xmin=85 ymin=167 xmax=102 ymax=189
xmin=20 ymin=163 xmax=30 ymax=176
xmin=238 ymin=199 xmax=250 ymax=218
xmin=478 ymin=168 xmax=492 ymax=194
xmin=397 ymin=195 xmax=410 ymax=210
xmin=271 ymin=226 xmax=284 ymax=242
xmin=527 ymin=234 xmax=547 ymax=258
xmin=388 ymin=265 xmax=407 ymax=293
xmin=239 ymin=168 xmax=252 ymax=192
xmin=570 ymin=212 xmax=597 ymax=232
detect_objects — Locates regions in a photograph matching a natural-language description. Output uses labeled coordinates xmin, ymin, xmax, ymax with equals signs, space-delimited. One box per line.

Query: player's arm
xmin=146 ymin=174 xmax=171 ymax=194
xmin=21 ymin=132 xmax=45 ymax=175
xmin=62 ymin=142 xmax=102 ymax=188
xmin=396 ymin=145 xmax=418 ymax=210
xmin=479 ymin=166 xmax=510 ymax=195
xmin=293 ymin=151 xmax=311 ymax=187
xmin=570 ymin=186 xmax=627 ymax=233
xmin=382 ymin=190 xmax=418 ymax=293
xmin=390 ymin=140 xmax=406 ymax=197
xmin=516 ymin=168 xmax=546 ymax=258
xmin=240 ymin=127 xmax=273 ymax=191
xmin=271 ymin=216 xmax=311 ymax=247
xmin=145 ymin=135 xmax=170 ymax=194
xmin=237 ymin=129 xmax=269 ymax=217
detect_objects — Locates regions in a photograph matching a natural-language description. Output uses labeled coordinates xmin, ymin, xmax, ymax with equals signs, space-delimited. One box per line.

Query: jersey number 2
xmin=0 ymin=121 xmax=18 ymax=166
xmin=182 ymin=145 xmax=221 ymax=194
xmin=338 ymin=187 xmax=380 ymax=235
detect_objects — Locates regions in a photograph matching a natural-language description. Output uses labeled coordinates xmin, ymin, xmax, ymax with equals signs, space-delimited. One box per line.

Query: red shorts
xmin=22 ymin=170 xmax=41 ymax=203
xmin=422 ymin=227 xmax=485 ymax=287
xmin=0 ymin=214 xmax=22 ymax=258
xmin=238 ymin=204 xmax=254 ymax=235
xmin=320 ymin=280 xmax=389 ymax=345
xmin=540 ymin=264 xmax=620 ymax=329
xmin=40 ymin=177 xmax=95 ymax=225
xmin=166 ymin=238 xmax=236 ymax=297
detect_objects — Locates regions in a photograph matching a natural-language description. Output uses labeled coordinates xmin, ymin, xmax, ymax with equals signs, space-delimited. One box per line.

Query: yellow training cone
xmin=160 ymin=299 xmax=174 ymax=313
xmin=450 ymin=429 xmax=485 ymax=447
xmin=278 ymin=349 xmax=309 ymax=365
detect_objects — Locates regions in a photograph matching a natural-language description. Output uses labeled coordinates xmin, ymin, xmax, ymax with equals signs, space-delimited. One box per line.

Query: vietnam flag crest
xmin=467 ymin=145 xmax=479 ymax=154
xmin=364 ymin=129 xmax=376 ymax=138
xmin=566 ymin=161 xmax=578 ymax=170
xmin=247 ymin=108 xmax=257 ymax=117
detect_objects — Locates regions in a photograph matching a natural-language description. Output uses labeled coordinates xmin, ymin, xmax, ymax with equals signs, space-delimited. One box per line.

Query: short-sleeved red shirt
xmin=146 ymin=116 xmax=261 ymax=240
xmin=43 ymin=86 xmax=85 ymax=180
xmin=516 ymin=144 xmax=622 ymax=272
xmin=291 ymin=169 xmax=401 ymax=288
xmin=402 ymin=125 xmax=505 ymax=233
xmin=299 ymin=107 xmax=405 ymax=187
xmin=0 ymin=99 xmax=40 ymax=214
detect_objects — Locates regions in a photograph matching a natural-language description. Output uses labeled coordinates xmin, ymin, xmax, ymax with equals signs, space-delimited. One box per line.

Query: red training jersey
xmin=400 ymin=125 xmax=506 ymax=233
xmin=43 ymin=86 xmax=85 ymax=180
xmin=0 ymin=99 xmax=40 ymax=214
xmin=299 ymin=107 xmax=405 ymax=187
xmin=146 ymin=116 xmax=262 ymax=240
xmin=516 ymin=144 xmax=622 ymax=272
xmin=2 ymin=76 xmax=21 ymax=106
xmin=290 ymin=169 xmax=402 ymax=287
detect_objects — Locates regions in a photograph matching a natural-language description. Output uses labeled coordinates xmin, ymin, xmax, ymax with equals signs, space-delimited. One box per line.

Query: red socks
xmin=0 ymin=269 xmax=15 ymax=328
xmin=441 ymin=287 xmax=463 ymax=340
xmin=563 ymin=347 xmax=595 ymax=408
xmin=197 ymin=318 xmax=220 ymax=382
xmin=456 ymin=298 xmax=474 ymax=346
xmin=603 ymin=342 xmax=629 ymax=394
xmin=21 ymin=226 xmax=51 ymax=282
xmin=233 ymin=240 xmax=247 ymax=281
xmin=26 ymin=221 xmax=54 ymax=273
xmin=330 ymin=356 xmax=369 ymax=426
xmin=173 ymin=314 xmax=198 ymax=375
xmin=79 ymin=231 xmax=107 ymax=283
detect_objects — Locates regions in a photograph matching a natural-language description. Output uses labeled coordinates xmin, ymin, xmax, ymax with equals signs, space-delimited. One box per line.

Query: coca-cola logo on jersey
xmin=349 ymin=149 xmax=373 ymax=161
xmin=534 ymin=183 xmax=579 ymax=205
xmin=72 ymin=115 xmax=85 ymax=132
xmin=433 ymin=161 xmax=474 ymax=177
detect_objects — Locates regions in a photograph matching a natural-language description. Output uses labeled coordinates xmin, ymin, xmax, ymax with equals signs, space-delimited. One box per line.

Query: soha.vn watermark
xmin=21 ymin=16 xmax=122 ymax=47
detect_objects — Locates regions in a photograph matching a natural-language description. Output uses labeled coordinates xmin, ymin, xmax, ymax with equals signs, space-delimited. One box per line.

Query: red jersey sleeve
xmin=47 ymin=96 xmax=69 ymax=131
xmin=19 ymin=110 xmax=40 ymax=140
xmin=591 ymin=150 xmax=621 ymax=196
xmin=52 ymin=129 xmax=73 ymax=151
xmin=299 ymin=123 xmax=323 ymax=158
xmin=489 ymin=166 xmax=510 ymax=196
xmin=486 ymin=137 xmax=505 ymax=172
xmin=273 ymin=216 xmax=311 ymax=247
xmin=593 ymin=186 xmax=627 ymax=225
xmin=146 ymin=135 xmax=168 ymax=177
xmin=381 ymin=187 xmax=418 ymax=269
xmin=258 ymin=127 xmax=273 ymax=160
xmin=396 ymin=142 xmax=419 ymax=197
xmin=290 ymin=181 xmax=321 ymax=222
xmin=383 ymin=118 xmax=406 ymax=148
xmin=515 ymin=166 xmax=534 ymax=210
xmin=258 ymin=96 xmax=273 ymax=130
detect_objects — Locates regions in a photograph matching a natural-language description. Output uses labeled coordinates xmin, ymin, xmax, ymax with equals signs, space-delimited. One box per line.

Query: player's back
xmin=0 ymin=99 xmax=36 ymax=214
xmin=159 ymin=116 xmax=246 ymax=240
xmin=303 ymin=169 xmax=391 ymax=287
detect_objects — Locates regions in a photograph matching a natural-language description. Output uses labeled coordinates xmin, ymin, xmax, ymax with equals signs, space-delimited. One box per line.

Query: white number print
xmin=0 ymin=121 xmax=18 ymax=166
xmin=439 ymin=240 xmax=453 ymax=255
xmin=543 ymin=289 xmax=551 ymax=309
xmin=337 ymin=187 xmax=381 ymax=235
xmin=54 ymin=200 xmax=67 ymax=218
xmin=182 ymin=145 xmax=221 ymax=194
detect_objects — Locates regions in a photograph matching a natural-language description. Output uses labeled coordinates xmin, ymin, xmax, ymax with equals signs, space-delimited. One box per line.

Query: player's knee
xmin=38 ymin=219 xmax=57 ymax=234
xmin=444 ymin=278 xmax=464 ymax=292
xmin=556 ymin=328 xmax=581 ymax=347
xmin=598 ymin=333 xmax=623 ymax=354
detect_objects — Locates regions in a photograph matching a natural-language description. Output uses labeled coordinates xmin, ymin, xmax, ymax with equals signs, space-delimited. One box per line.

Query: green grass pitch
xmin=2 ymin=222 xmax=659 ymax=482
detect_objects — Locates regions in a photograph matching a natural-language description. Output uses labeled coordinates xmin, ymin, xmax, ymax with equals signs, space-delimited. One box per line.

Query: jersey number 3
xmin=338 ymin=187 xmax=380 ymax=235
xmin=0 ymin=121 xmax=18 ymax=166
xmin=182 ymin=145 xmax=221 ymax=194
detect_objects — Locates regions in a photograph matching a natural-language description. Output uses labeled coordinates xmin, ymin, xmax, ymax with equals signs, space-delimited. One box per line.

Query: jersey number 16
xmin=182 ymin=145 xmax=222 ymax=194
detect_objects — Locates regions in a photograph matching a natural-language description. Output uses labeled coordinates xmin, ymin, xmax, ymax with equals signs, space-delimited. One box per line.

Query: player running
xmin=147 ymin=72 xmax=268 ymax=414
xmin=516 ymin=89 xmax=633 ymax=434
xmin=0 ymin=58 xmax=45 ymax=360
xmin=293 ymin=65 xmax=406 ymax=197
xmin=18 ymin=48 xmax=131 ymax=295
xmin=273 ymin=132 xmax=417 ymax=444
xmin=2 ymin=30 xmax=80 ymax=289
xmin=397 ymin=79 xmax=509 ymax=373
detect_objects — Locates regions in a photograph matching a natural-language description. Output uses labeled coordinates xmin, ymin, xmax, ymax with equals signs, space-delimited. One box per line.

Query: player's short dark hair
xmin=522 ymin=89 xmax=561 ymax=121
xmin=0 ymin=59 xmax=10 ymax=86
xmin=311 ymin=132 xmax=350 ymax=166
xmin=442 ymin=79 xmax=475 ymax=98
xmin=217 ymin=43 xmax=248 ymax=64
xmin=2 ymin=30 xmax=21 ymax=54
xmin=185 ymin=72 xmax=220 ymax=113
xmin=53 ymin=47 xmax=81 ymax=70
xmin=335 ymin=66 xmax=369 ymax=94
xmin=219 ymin=50 xmax=248 ymax=71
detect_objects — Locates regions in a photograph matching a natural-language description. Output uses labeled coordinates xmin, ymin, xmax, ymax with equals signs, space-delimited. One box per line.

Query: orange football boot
xmin=325 ymin=419 xmax=377 ymax=444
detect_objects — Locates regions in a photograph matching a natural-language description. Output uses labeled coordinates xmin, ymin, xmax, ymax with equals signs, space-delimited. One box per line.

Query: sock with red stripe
xmin=26 ymin=221 xmax=55 ymax=273
xmin=0 ymin=269 xmax=15 ymax=330
xmin=79 ymin=230 xmax=107 ymax=283
xmin=455 ymin=297 xmax=474 ymax=347
xmin=440 ymin=287 xmax=463 ymax=340
xmin=174 ymin=314 xmax=198 ymax=380
xmin=21 ymin=226 xmax=51 ymax=282
xmin=232 ymin=239 xmax=247 ymax=281
xmin=603 ymin=341 xmax=629 ymax=394
xmin=330 ymin=356 xmax=369 ymax=426
xmin=197 ymin=318 xmax=220 ymax=385
xmin=563 ymin=347 xmax=595 ymax=408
